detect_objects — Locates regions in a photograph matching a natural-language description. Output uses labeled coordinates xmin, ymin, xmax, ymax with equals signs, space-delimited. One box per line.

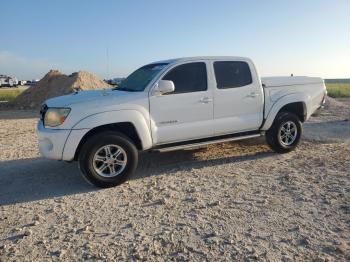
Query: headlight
xmin=44 ymin=108 xmax=71 ymax=127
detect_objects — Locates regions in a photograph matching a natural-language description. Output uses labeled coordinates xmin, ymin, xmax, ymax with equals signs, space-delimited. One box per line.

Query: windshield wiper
xmin=113 ymin=87 xmax=137 ymax=92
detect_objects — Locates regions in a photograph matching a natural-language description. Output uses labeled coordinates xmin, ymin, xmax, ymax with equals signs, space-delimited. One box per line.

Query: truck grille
xmin=40 ymin=104 xmax=48 ymax=121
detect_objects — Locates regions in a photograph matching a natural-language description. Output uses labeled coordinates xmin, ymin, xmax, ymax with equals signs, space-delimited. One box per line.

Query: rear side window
xmin=162 ymin=62 xmax=207 ymax=94
xmin=214 ymin=61 xmax=252 ymax=89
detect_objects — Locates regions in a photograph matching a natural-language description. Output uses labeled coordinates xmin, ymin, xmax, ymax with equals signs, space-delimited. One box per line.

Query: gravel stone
xmin=0 ymin=97 xmax=349 ymax=261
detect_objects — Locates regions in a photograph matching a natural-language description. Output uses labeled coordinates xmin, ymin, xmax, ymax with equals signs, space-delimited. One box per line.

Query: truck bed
xmin=261 ymin=76 xmax=324 ymax=88
xmin=261 ymin=76 xmax=326 ymax=128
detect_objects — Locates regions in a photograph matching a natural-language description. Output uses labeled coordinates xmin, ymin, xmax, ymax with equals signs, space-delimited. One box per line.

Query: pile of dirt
xmin=308 ymin=96 xmax=350 ymax=122
xmin=325 ymin=96 xmax=350 ymax=119
xmin=10 ymin=70 xmax=110 ymax=109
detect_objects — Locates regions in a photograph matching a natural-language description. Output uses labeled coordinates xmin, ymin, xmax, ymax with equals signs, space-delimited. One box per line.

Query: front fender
xmin=72 ymin=110 xmax=153 ymax=150
xmin=262 ymin=93 xmax=308 ymax=130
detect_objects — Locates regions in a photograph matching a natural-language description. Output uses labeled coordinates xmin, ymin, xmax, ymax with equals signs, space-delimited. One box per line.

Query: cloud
xmin=0 ymin=51 xmax=58 ymax=80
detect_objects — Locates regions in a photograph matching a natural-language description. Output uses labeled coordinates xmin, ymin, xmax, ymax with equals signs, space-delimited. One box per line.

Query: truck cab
xmin=149 ymin=58 xmax=264 ymax=145
xmin=37 ymin=56 xmax=327 ymax=187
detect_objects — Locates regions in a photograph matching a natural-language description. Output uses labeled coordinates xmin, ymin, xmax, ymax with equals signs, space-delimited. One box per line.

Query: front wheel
xmin=265 ymin=112 xmax=302 ymax=153
xmin=78 ymin=131 xmax=138 ymax=188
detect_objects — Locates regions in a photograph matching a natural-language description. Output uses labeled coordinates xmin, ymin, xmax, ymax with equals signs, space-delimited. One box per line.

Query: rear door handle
xmin=246 ymin=92 xmax=258 ymax=98
xmin=199 ymin=97 xmax=213 ymax=103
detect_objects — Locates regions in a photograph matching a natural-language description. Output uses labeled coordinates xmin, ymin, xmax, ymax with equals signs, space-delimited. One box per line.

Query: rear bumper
xmin=319 ymin=90 xmax=327 ymax=108
xmin=312 ymin=92 xmax=327 ymax=116
xmin=37 ymin=121 xmax=70 ymax=160
xmin=319 ymin=91 xmax=327 ymax=110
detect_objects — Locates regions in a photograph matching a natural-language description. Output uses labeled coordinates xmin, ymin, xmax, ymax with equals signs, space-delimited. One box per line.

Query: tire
xmin=265 ymin=111 xmax=302 ymax=153
xmin=78 ymin=131 xmax=138 ymax=188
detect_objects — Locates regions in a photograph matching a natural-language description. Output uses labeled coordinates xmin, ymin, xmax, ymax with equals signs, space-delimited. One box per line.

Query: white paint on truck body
xmin=37 ymin=56 xmax=326 ymax=161
xmin=261 ymin=76 xmax=326 ymax=130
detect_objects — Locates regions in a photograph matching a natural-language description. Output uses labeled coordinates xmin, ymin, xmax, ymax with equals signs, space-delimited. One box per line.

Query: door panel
xmin=149 ymin=62 xmax=214 ymax=145
xmin=212 ymin=61 xmax=264 ymax=135
xmin=150 ymin=91 xmax=213 ymax=144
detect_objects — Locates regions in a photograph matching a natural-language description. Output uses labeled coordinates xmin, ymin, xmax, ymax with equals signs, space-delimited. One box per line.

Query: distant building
xmin=25 ymin=79 xmax=40 ymax=86
xmin=104 ymin=78 xmax=125 ymax=85
xmin=0 ymin=75 xmax=18 ymax=87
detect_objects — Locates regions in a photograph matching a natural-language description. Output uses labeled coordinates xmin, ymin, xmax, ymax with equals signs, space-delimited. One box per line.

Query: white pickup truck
xmin=37 ymin=56 xmax=326 ymax=187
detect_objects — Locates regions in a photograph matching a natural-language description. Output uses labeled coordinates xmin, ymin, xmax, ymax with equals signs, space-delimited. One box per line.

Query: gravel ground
xmin=0 ymin=98 xmax=349 ymax=261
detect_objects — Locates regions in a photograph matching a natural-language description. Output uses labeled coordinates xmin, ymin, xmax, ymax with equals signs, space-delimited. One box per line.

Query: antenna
xmin=106 ymin=47 xmax=110 ymax=80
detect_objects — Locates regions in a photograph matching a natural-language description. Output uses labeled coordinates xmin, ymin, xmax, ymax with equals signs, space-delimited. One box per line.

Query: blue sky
xmin=1 ymin=0 xmax=349 ymax=80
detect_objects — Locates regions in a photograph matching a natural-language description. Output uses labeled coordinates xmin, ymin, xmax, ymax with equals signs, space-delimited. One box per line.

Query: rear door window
xmin=214 ymin=61 xmax=252 ymax=89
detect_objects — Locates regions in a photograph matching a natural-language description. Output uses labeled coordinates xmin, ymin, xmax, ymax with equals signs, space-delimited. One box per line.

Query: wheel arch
xmin=62 ymin=110 xmax=152 ymax=161
xmin=278 ymin=102 xmax=306 ymax=122
xmin=262 ymin=94 xmax=308 ymax=130
xmin=73 ymin=122 xmax=142 ymax=161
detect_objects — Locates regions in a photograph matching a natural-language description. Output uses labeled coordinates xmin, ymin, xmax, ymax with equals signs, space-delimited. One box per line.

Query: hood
xmin=45 ymin=89 xmax=131 ymax=107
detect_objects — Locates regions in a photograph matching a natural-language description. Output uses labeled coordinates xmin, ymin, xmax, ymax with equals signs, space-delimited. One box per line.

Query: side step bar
xmin=153 ymin=132 xmax=263 ymax=153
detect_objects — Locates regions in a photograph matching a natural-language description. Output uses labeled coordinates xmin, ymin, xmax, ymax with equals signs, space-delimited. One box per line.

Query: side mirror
xmin=153 ymin=80 xmax=175 ymax=95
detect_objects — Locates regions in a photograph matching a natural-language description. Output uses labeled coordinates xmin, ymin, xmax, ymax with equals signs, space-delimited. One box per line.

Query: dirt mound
xmin=10 ymin=70 xmax=110 ymax=109
xmin=320 ymin=96 xmax=350 ymax=121
xmin=304 ymin=97 xmax=350 ymax=143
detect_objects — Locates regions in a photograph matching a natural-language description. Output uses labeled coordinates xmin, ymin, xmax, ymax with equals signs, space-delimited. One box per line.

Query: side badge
xmin=159 ymin=120 xmax=178 ymax=125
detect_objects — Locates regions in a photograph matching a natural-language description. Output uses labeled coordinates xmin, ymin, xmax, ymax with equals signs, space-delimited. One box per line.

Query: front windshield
xmin=114 ymin=63 xmax=168 ymax=92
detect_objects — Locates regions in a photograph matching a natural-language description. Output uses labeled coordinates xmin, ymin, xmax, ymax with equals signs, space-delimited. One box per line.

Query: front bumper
xmin=37 ymin=121 xmax=70 ymax=160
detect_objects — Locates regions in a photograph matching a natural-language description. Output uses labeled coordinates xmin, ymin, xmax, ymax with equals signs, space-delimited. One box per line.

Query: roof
xmin=150 ymin=56 xmax=251 ymax=65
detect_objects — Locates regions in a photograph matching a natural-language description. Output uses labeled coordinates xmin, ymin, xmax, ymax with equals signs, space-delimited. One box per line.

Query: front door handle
xmin=246 ymin=92 xmax=258 ymax=98
xmin=199 ymin=97 xmax=213 ymax=103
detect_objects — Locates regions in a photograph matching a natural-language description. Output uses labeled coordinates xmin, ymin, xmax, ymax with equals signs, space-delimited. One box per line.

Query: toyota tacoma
xmin=37 ymin=57 xmax=327 ymax=187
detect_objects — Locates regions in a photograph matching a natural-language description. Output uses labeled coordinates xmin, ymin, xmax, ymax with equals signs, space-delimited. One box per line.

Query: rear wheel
xmin=78 ymin=131 xmax=138 ymax=188
xmin=266 ymin=111 xmax=302 ymax=153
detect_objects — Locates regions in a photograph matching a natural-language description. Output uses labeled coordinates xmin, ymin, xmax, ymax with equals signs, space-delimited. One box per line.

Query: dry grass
xmin=326 ymin=83 xmax=350 ymax=98
xmin=0 ymin=88 xmax=24 ymax=101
